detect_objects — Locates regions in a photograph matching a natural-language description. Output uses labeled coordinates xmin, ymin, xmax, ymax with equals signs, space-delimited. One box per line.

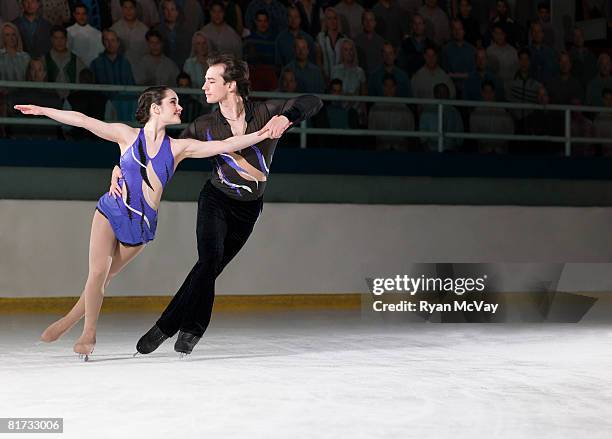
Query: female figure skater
xmin=15 ymin=86 xmax=280 ymax=359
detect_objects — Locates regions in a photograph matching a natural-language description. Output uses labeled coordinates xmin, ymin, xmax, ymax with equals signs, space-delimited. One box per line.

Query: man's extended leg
xmin=178 ymin=196 xmax=262 ymax=337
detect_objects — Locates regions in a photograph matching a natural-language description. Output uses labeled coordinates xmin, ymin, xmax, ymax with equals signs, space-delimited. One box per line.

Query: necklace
xmin=221 ymin=104 xmax=244 ymax=121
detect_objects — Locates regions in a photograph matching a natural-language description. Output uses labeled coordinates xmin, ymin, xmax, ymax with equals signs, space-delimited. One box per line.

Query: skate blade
xmin=133 ymin=352 xmax=140 ymax=357
xmin=178 ymin=352 xmax=190 ymax=360
xmin=77 ymin=354 xmax=90 ymax=362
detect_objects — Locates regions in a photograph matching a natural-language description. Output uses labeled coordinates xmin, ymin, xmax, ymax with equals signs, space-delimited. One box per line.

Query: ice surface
xmin=1 ymin=310 xmax=611 ymax=439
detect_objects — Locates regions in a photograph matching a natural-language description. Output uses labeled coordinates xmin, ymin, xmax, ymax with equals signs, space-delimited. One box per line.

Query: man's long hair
xmin=207 ymin=53 xmax=251 ymax=98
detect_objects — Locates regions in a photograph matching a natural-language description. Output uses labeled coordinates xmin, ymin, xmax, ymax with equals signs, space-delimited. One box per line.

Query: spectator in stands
xmin=485 ymin=0 xmax=521 ymax=48
xmin=324 ymin=78 xmax=359 ymax=131
xmin=182 ymin=31 xmax=210 ymax=89
xmin=89 ymin=28 xmax=136 ymax=121
xmin=156 ymin=0 xmax=192 ymax=70
xmin=368 ymin=42 xmax=411 ymax=97
xmin=220 ymin=0 xmax=244 ymax=37
xmin=278 ymin=68 xmax=298 ymax=92
xmin=281 ymin=35 xmax=325 ymax=93
xmin=74 ymin=0 xmax=111 ymax=31
xmin=418 ymin=0 xmax=450 ymax=46
xmin=244 ymin=9 xmax=278 ymax=90
xmin=486 ymin=24 xmax=518 ymax=98
xmin=176 ymin=71 xmax=207 ymax=123
xmin=523 ymin=85 xmax=564 ymax=155
xmin=528 ymin=22 xmax=559 ymax=85
xmin=456 ymin=0 xmax=481 ymax=48
xmin=412 ymin=45 xmax=456 ymax=99
xmin=441 ymin=18 xmax=475 ymax=96
xmin=534 ymin=1 xmax=558 ymax=51
xmin=570 ymin=97 xmax=596 ymax=156
xmin=463 ymin=47 xmax=504 ymax=101
xmin=1 ymin=1 xmax=21 ymax=23
xmin=275 ymin=6 xmax=316 ymax=67
xmin=294 ymin=0 xmax=323 ymax=38
xmin=0 ymin=20 xmax=28 ymax=137
xmin=66 ymin=3 xmax=105 ymax=66
xmin=331 ymin=38 xmax=367 ymax=123
xmin=134 ymin=29 xmax=179 ymax=86
xmin=0 ymin=23 xmax=31 ymax=81
xmin=372 ymin=0 xmax=408 ymax=47
xmin=546 ymin=52 xmax=584 ymax=105
xmin=201 ymin=1 xmax=242 ymax=60
xmin=165 ymin=0 xmax=203 ymax=37
xmin=245 ymin=0 xmax=288 ymax=39
xmin=317 ymin=7 xmax=346 ymax=80
xmin=45 ymin=26 xmax=87 ymax=99
xmin=334 ymin=0 xmax=364 ymax=40
xmin=41 ymin=0 xmax=70 ymax=26
xmin=66 ymin=68 xmax=108 ymax=140
xmin=569 ymin=27 xmax=597 ymax=88
xmin=419 ymin=82 xmax=463 ymax=151
xmin=90 ymin=28 xmax=125 ymax=70
xmin=13 ymin=0 xmax=52 ymax=57
xmin=469 ymin=80 xmax=514 ymax=154
xmin=110 ymin=0 xmax=149 ymax=67
xmin=397 ymin=14 xmax=433 ymax=78
xmin=509 ymin=48 xmax=541 ymax=131
xmin=368 ymin=74 xmax=416 ymax=151
xmin=586 ymin=54 xmax=612 ymax=107
xmin=244 ymin=10 xmax=276 ymax=66
xmin=354 ymin=10 xmax=384 ymax=76
xmin=24 ymin=57 xmax=50 ymax=82
xmin=332 ymin=39 xmax=367 ymax=97
xmin=595 ymin=89 xmax=612 ymax=156
xmin=8 ymin=57 xmax=62 ymax=139
xmin=110 ymin=0 xmax=159 ymax=28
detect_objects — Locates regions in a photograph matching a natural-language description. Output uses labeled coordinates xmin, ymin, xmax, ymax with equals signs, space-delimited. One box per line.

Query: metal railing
xmin=1 ymin=80 xmax=612 ymax=155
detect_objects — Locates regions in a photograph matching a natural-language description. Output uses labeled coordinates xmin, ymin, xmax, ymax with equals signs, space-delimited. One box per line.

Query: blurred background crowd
xmin=0 ymin=0 xmax=611 ymax=154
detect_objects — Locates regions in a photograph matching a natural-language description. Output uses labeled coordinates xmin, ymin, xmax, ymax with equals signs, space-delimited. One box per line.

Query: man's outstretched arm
xmin=265 ymin=94 xmax=324 ymax=127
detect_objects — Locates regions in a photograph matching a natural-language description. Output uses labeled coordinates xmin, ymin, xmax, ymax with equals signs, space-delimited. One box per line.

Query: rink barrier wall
xmin=4 ymin=167 xmax=612 ymax=206
xmin=5 ymin=200 xmax=612 ymax=298
xmin=0 ymin=294 xmax=362 ymax=313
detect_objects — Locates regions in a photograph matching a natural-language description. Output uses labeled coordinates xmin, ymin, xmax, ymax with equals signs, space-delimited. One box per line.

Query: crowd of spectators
xmin=0 ymin=0 xmax=611 ymax=154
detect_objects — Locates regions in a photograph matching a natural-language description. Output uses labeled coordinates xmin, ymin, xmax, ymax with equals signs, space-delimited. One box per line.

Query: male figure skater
xmin=110 ymin=53 xmax=323 ymax=355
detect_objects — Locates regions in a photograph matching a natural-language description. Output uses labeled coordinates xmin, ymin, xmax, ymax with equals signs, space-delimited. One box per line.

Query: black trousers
xmin=156 ymin=180 xmax=263 ymax=337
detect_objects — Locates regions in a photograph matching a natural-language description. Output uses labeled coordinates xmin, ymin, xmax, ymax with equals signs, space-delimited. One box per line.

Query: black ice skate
xmin=174 ymin=331 xmax=201 ymax=358
xmin=135 ymin=325 xmax=169 ymax=355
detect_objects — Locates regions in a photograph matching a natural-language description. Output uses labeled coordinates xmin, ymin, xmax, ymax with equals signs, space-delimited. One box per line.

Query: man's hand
xmin=261 ymin=115 xmax=292 ymax=138
xmin=109 ymin=166 xmax=123 ymax=199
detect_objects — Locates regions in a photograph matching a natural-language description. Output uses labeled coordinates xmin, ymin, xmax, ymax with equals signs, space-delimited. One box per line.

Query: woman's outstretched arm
xmin=14 ymin=104 xmax=137 ymax=145
xmin=175 ymin=121 xmax=276 ymax=161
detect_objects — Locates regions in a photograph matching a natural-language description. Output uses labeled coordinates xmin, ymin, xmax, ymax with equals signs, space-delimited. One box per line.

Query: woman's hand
xmin=14 ymin=104 xmax=44 ymax=116
xmin=260 ymin=115 xmax=292 ymax=138
xmin=256 ymin=126 xmax=272 ymax=138
xmin=109 ymin=166 xmax=123 ymax=199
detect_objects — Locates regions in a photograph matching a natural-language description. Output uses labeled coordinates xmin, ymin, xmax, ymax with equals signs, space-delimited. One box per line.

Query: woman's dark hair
xmin=207 ymin=53 xmax=250 ymax=98
xmin=136 ymin=86 xmax=170 ymax=124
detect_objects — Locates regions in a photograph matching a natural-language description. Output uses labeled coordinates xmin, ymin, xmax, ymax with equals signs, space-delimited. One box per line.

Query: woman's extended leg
xmin=72 ymin=211 xmax=117 ymax=354
xmin=40 ymin=218 xmax=144 ymax=343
